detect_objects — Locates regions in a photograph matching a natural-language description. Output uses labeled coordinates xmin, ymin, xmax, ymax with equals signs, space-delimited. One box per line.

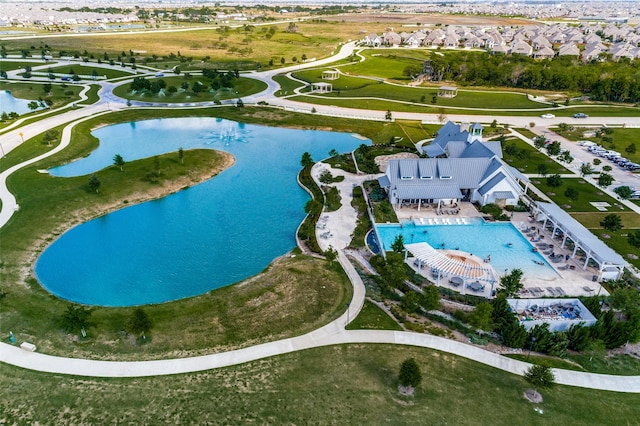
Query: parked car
xmin=625 ymin=163 xmax=640 ymax=171
xmin=573 ymin=113 xmax=589 ymax=118
xmin=579 ymin=141 xmax=597 ymax=147
xmin=540 ymin=113 xmax=555 ymax=119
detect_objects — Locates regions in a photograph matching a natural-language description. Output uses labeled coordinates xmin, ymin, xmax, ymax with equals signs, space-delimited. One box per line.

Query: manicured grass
xmin=293 ymin=69 xmax=543 ymax=110
xmin=346 ymin=299 xmax=402 ymax=331
xmin=272 ymin=74 xmax=306 ymax=96
xmin=0 ymin=81 xmax=84 ymax=110
xmin=80 ymin=84 xmax=101 ymax=105
xmin=0 ymin=60 xmax=44 ymax=71
xmin=572 ymin=212 xmax=640 ymax=229
xmin=530 ymin=178 xmax=627 ymax=212
xmin=587 ymin=227 xmax=640 ymax=269
xmin=45 ymin=63 xmax=136 ymax=79
xmin=111 ymin=76 xmax=267 ymax=103
xmin=324 ymin=153 xmax=357 ymax=174
xmin=1 ymin=344 xmax=639 ymax=424
xmin=290 ymin=94 xmax=640 ymax=117
xmin=396 ymin=119 xmax=437 ymax=143
xmin=339 ymin=48 xmax=432 ymax=81
xmin=505 ymin=354 xmax=585 ymax=371
xmin=567 ymin=353 xmax=640 ymax=376
xmin=514 ymin=127 xmax=538 ymax=139
xmin=501 ymin=137 xmax=570 ymax=175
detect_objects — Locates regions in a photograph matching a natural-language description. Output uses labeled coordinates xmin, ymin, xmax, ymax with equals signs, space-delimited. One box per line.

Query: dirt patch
xmin=524 ymin=389 xmax=543 ymax=403
xmin=325 ymin=13 xmax=535 ymax=27
xmin=398 ymin=385 xmax=415 ymax=397
xmin=375 ymin=152 xmax=419 ymax=172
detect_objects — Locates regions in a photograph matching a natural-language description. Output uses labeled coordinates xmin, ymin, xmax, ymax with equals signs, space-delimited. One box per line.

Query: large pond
xmin=35 ymin=117 xmax=367 ymax=306
xmin=0 ymin=90 xmax=45 ymax=115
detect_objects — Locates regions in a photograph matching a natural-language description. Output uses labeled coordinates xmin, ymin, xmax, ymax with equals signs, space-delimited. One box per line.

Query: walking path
xmin=1 ymin=42 xmax=640 ymax=393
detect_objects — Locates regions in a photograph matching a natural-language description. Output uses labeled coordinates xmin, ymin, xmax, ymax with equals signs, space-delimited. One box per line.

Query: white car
xmin=540 ymin=113 xmax=555 ymax=119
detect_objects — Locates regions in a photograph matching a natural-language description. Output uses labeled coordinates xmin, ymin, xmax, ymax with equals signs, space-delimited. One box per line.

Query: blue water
xmin=376 ymin=218 xmax=558 ymax=279
xmin=0 ymin=90 xmax=45 ymax=115
xmin=36 ymin=117 xmax=366 ymax=306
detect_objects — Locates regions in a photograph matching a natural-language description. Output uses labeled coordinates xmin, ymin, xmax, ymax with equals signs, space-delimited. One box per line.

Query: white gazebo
xmin=322 ymin=70 xmax=339 ymax=80
xmin=438 ymin=86 xmax=458 ymax=98
xmin=311 ymin=82 xmax=332 ymax=93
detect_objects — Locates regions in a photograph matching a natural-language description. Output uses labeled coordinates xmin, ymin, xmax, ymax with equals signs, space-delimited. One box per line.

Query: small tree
xmin=178 ymin=147 xmax=184 ymax=165
xmin=546 ymin=174 xmax=562 ymax=188
xmin=325 ymin=245 xmax=338 ymax=265
xmin=524 ymin=364 xmax=555 ymax=390
xmin=614 ymin=185 xmax=632 ymax=199
xmin=329 ymin=149 xmax=339 ymax=158
xmin=391 ymin=235 xmax=405 ymax=253
xmin=398 ymin=358 xmax=422 ymax=389
xmin=88 ymin=175 xmax=101 ymax=193
xmin=385 ymin=110 xmax=392 ymax=121
xmin=564 ymin=187 xmax=579 ymax=200
xmin=546 ymin=141 xmax=561 ymax=156
xmin=127 ymin=308 xmax=152 ymax=339
xmin=597 ymin=172 xmax=614 ymax=188
xmin=625 ymin=143 xmax=636 ymax=154
xmin=300 ymin=152 xmax=314 ymax=169
xmin=319 ymin=170 xmax=333 ymax=184
xmin=400 ymin=291 xmax=420 ymax=313
xmin=467 ymin=301 xmax=494 ymax=330
xmin=498 ymin=269 xmax=524 ymax=297
xmin=420 ymin=285 xmax=441 ymax=311
xmin=536 ymin=163 xmax=549 ymax=177
xmin=42 ymin=129 xmax=58 ymax=147
xmin=600 ymin=214 xmax=623 ymax=232
xmin=113 ymin=153 xmax=125 ymax=171
xmin=592 ymin=158 xmax=601 ymax=166
xmin=61 ymin=304 xmax=94 ymax=337
xmin=580 ymin=162 xmax=594 ymax=177
xmin=627 ymin=230 xmax=640 ymax=248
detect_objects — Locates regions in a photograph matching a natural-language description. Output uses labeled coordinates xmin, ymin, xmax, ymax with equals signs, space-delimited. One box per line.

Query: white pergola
xmin=321 ymin=70 xmax=339 ymax=80
xmin=533 ymin=202 xmax=628 ymax=280
xmin=311 ymin=82 xmax=332 ymax=93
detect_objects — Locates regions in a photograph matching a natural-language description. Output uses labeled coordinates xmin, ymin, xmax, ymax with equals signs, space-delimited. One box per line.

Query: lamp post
xmin=346 ymin=303 xmax=351 ymax=326
xmin=527 ymin=336 xmax=536 ymax=361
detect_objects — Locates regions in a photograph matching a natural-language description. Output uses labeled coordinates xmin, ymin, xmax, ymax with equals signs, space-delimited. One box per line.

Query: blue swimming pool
xmin=35 ymin=118 xmax=366 ymax=306
xmin=376 ymin=218 xmax=558 ymax=279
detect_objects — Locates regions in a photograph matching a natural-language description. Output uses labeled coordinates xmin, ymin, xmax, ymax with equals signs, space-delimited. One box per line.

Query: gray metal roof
xmin=378 ymin=175 xmax=391 ymax=188
xmin=483 ymin=141 xmax=503 ymax=158
xmin=418 ymin=161 xmax=436 ymax=178
xmin=395 ymin=184 xmax=462 ymax=200
xmin=460 ymin=141 xmax=496 ymax=159
xmin=481 ymin=158 xmax=504 ymax=182
xmin=493 ymin=191 xmax=516 ymax=199
xmin=536 ymin=202 xmax=629 ymax=266
xmin=388 ymin=158 xmax=495 ymax=190
xmin=437 ymin=160 xmax=453 ymax=178
xmin=507 ymin=165 xmax=530 ymax=183
xmin=478 ymin=172 xmax=506 ymax=196
xmin=424 ymin=143 xmax=445 ymax=157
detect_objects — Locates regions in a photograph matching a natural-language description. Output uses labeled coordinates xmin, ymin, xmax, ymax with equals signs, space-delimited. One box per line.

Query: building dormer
xmin=467 ymin=122 xmax=483 ymax=143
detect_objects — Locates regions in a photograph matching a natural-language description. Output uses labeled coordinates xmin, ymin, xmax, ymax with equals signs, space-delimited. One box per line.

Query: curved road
xmin=1 ymin=42 xmax=640 ymax=392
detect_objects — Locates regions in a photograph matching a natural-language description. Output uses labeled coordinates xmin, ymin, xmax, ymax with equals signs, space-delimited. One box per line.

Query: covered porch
xmin=532 ymin=202 xmax=628 ymax=281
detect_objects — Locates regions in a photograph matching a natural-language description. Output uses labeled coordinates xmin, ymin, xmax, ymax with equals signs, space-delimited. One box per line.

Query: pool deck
xmin=391 ymin=206 xmax=609 ymax=298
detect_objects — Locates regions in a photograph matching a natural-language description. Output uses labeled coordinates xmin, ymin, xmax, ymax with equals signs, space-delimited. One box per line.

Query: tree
xmin=628 ymin=230 xmax=640 ymax=248
xmin=564 ymin=187 xmax=579 ymax=200
xmin=61 ymin=304 xmax=94 ymax=337
xmin=324 ymin=245 xmax=338 ymax=265
xmin=41 ymin=129 xmax=58 ymax=147
xmin=236 ymin=98 xmax=244 ymax=108
xmin=329 ymin=149 xmax=339 ymax=158
xmin=467 ymin=301 xmax=494 ymax=330
xmin=88 ymin=175 xmax=101 ymax=193
xmin=597 ymin=172 xmax=614 ymax=188
xmin=536 ymin=163 xmax=549 ymax=177
xmin=546 ymin=174 xmax=562 ymax=188
xmin=178 ymin=147 xmax=184 ymax=165
xmin=498 ymin=269 xmax=523 ymax=297
xmin=437 ymin=109 xmax=447 ymax=123
xmin=385 ymin=110 xmax=392 ymax=121
xmin=127 ymin=308 xmax=152 ymax=339
xmin=546 ymin=141 xmax=561 ymax=156
xmin=113 ymin=153 xmax=125 ymax=171
xmin=398 ymin=358 xmax=422 ymax=389
xmin=319 ymin=170 xmax=333 ymax=184
xmin=391 ymin=235 xmax=405 ymax=253
xmin=580 ymin=162 xmax=594 ymax=177
xmin=625 ymin=143 xmax=636 ymax=154
xmin=501 ymin=321 xmax=528 ymax=348
xmin=420 ymin=285 xmax=441 ymax=311
xmin=524 ymin=365 xmax=555 ymax=390
xmin=558 ymin=151 xmax=573 ymax=164
xmin=533 ymin=137 xmax=546 ymax=150
xmin=300 ymin=152 xmax=314 ymax=169
xmin=609 ymin=287 xmax=640 ymax=316
xmin=614 ymin=185 xmax=633 ymax=199
xmin=602 ymin=165 xmax=612 ymax=172
xmin=600 ymin=214 xmax=622 ymax=232
xmin=27 ymin=101 xmax=39 ymax=111
xmin=401 ymin=291 xmax=420 ymax=313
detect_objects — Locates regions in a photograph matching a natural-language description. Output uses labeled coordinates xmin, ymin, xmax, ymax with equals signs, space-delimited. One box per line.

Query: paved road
xmin=1 ymin=42 xmax=640 ymax=391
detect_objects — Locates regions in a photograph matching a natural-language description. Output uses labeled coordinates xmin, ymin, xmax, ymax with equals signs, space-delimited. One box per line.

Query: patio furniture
xmin=449 ymin=276 xmax=463 ymax=287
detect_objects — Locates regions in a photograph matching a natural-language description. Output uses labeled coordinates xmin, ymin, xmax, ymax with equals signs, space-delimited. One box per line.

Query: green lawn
xmin=396 ymin=119 xmax=439 ymax=143
xmin=501 ymin=138 xmax=570 ymax=175
xmin=45 ymin=64 xmax=136 ymax=79
xmin=0 ymin=81 xmax=83 ymax=111
xmin=514 ymin=128 xmax=538 ymax=139
xmin=587 ymin=227 xmax=640 ymax=269
xmin=346 ymin=299 xmax=402 ymax=331
xmin=338 ymin=48 xmax=433 ymax=81
xmin=1 ymin=344 xmax=638 ymax=424
xmin=0 ymin=60 xmax=44 ymax=71
xmin=272 ymin=74 xmax=306 ymax=96
xmin=530 ymin=178 xmax=627 ymax=213
xmin=111 ymin=76 xmax=267 ymax=103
